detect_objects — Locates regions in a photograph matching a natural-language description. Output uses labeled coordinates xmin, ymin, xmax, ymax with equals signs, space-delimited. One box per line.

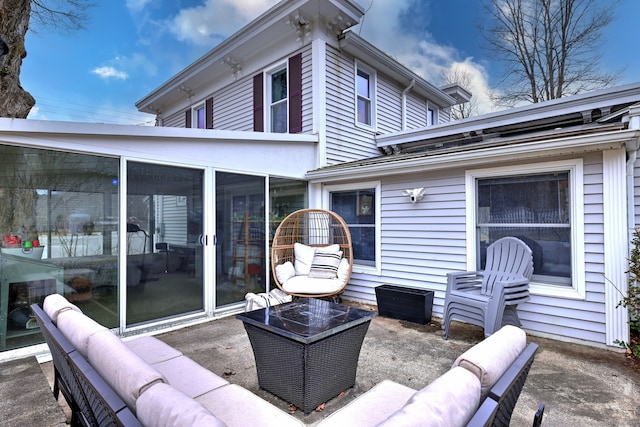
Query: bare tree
xmin=440 ymin=65 xmax=479 ymax=119
xmin=481 ymin=0 xmax=620 ymax=106
xmin=0 ymin=0 xmax=94 ymax=118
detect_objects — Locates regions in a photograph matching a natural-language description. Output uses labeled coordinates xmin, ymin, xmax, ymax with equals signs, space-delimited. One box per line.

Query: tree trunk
xmin=0 ymin=0 xmax=35 ymax=118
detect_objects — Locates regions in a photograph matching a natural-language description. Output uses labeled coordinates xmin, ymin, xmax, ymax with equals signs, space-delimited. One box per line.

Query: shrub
xmin=615 ymin=229 xmax=640 ymax=358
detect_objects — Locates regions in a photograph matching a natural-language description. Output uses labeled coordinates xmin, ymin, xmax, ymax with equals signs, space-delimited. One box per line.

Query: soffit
xmin=136 ymin=0 xmax=365 ymax=114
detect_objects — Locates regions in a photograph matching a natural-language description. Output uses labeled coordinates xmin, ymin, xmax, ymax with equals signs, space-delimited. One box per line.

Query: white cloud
xmin=91 ymin=66 xmax=129 ymax=80
xmin=356 ymin=0 xmax=495 ymax=115
xmin=169 ymin=0 xmax=280 ymax=46
xmin=160 ymin=0 xmax=496 ymax=113
xmin=125 ymin=0 xmax=152 ymax=13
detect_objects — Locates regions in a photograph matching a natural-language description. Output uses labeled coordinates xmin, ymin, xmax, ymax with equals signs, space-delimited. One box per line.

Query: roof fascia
xmin=307 ymin=128 xmax=640 ymax=183
xmin=0 ymin=118 xmax=318 ymax=144
xmin=378 ymin=83 xmax=640 ymax=149
xmin=136 ymin=0 xmax=365 ymax=113
xmin=339 ymin=31 xmax=457 ymax=107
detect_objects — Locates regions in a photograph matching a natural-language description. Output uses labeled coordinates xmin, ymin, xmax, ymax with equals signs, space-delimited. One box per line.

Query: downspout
xmin=623 ymin=108 xmax=640 ymax=345
xmin=626 ymin=106 xmax=640 ymax=243
xmin=401 ymin=79 xmax=415 ymax=131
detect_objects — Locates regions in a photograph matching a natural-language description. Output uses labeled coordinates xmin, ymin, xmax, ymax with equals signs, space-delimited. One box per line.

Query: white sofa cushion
xmin=275 ymin=261 xmax=295 ymax=284
xmin=293 ymin=243 xmax=316 ymax=276
xmin=377 ymin=366 xmax=481 ymax=427
xmin=317 ymin=380 xmax=416 ymax=427
xmin=56 ymin=309 xmax=107 ymax=357
xmin=137 ymin=383 xmax=227 ymax=427
xmin=281 ymin=275 xmax=345 ymax=294
xmin=337 ymin=257 xmax=350 ymax=282
xmin=452 ymin=325 xmax=526 ymax=399
xmin=125 ymin=335 xmax=183 ymax=365
xmin=308 ymin=247 xmax=342 ymax=279
xmin=196 ymin=384 xmax=304 ymax=427
xmin=152 ymin=355 xmax=229 ymax=398
xmin=87 ymin=329 xmax=166 ymax=411
xmin=43 ymin=293 xmax=82 ymax=322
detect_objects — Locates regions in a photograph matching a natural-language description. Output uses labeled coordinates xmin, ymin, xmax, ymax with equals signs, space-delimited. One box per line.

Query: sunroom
xmin=0 ymin=119 xmax=316 ymax=357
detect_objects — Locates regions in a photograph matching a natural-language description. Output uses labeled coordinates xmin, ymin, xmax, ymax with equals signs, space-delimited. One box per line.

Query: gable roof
xmin=136 ymin=0 xmax=365 ymax=115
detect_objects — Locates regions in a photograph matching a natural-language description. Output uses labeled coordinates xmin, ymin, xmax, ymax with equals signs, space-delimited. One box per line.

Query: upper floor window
xmin=427 ymin=105 xmax=438 ymax=126
xmin=194 ymin=105 xmax=205 ymax=129
xmin=356 ymin=63 xmax=375 ymax=128
xmin=269 ymin=68 xmax=288 ymax=133
xmin=253 ymin=53 xmax=302 ymax=134
xmin=186 ymin=97 xmax=212 ymax=129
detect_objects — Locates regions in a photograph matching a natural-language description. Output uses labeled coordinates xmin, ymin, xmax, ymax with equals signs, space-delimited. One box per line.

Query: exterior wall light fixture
xmin=402 ymin=187 xmax=425 ymax=203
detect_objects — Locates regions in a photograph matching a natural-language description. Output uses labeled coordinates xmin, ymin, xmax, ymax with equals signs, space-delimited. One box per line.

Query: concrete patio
xmin=1 ymin=301 xmax=639 ymax=426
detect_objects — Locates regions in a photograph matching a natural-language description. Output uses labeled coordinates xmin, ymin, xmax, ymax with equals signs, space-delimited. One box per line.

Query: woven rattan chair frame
xmin=271 ymin=209 xmax=353 ymax=298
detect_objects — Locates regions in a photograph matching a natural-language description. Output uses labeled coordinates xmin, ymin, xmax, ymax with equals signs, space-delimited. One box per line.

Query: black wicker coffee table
xmin=236 ymin=298 xmax=376 ymax=413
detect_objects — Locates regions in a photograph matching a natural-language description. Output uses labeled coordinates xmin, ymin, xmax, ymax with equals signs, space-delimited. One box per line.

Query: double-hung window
xmin=253 ymin=53 xmax=302 ymax=133
xmin=194 ymin=105 xmax=206 ymax=129
xmin=269 ymin=68 xmax=288 ymax=133
xmin=327 ymin=182 xmax=380 ymax=271
xmin=356 ymin=63 xmax=375 ymax=127
xmin=427 ymin=104 xmax=437 ymax=126
xmin=467 ymin=160 xmax=585 ymax=298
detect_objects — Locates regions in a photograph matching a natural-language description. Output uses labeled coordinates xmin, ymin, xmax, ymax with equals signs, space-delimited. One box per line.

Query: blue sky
xmin=21 ymin=0 xmax=640 ymax=125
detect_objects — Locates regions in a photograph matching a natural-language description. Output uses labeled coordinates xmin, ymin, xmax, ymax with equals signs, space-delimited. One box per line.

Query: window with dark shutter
xmin=253 ymin=73 xmax=264 ymax=132
xmin=206 ymin=97 xmax=213 ymax=129
xmin=185 ymin=109 xmax=192 ymax=128
xmin=288 ymin=53 xmax=303 ymax=133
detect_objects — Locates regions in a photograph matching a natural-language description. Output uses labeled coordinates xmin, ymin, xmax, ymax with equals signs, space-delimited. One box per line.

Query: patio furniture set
xmin=34 ymin=292 xmax=537 ymax=426
xmin=33 ymin=210 xmax=539 ymax=426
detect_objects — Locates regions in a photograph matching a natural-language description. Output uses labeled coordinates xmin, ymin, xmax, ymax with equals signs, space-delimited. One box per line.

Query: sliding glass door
xmin=215 ymin=172 xmax=266 ymax=308
xmin=126 ymin=162 xmax=204 ymax=326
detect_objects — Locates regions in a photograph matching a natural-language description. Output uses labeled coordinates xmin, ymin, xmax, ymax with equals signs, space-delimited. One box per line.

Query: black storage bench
xmin=375 ymin=285 xmax=434 ymax=324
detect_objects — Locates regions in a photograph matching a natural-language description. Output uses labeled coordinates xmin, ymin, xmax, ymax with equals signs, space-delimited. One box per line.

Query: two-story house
xmin=0 ymin=0 xmax=638 ymax=359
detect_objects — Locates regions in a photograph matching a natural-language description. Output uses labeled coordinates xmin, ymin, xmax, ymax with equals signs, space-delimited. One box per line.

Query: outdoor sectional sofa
xmin=33 ymin=294 xmax=538 ymax=427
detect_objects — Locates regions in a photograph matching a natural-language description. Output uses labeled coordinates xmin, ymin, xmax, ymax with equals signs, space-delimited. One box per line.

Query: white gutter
xmin=307 ymin=128 xmax=640 ymax=183
xmin=401 ymin=79 xmax=415 ymax=130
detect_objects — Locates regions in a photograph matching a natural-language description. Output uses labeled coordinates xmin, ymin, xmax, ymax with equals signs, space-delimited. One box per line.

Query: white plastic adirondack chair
xmin=442 ymin=237 xmax=533 ymax=339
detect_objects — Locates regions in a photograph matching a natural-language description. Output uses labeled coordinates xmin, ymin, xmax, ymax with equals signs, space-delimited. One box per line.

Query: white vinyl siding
xmin=342 ymin=152 xmax=608 ymax=347
xmin=300 ymin=47 xmax=313 ymax=133
xmin=325 ymin=45 xmax=379 ymax=165
xmin=376 ymin=75 xmax=402 ymax=134
xmin=406 ymin=93 xmax=428 ymax=129
xmin=163 ymin=110 xmax=185 ymax=128
xmin=214 ymin=76 xmax=254 ymax=132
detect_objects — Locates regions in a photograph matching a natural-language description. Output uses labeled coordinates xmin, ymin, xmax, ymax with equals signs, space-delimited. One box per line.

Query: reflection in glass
xmin=0 ymin=145 xmax=119 ymax=351
xmin=215 ymin=172 xmax=268 ymax=307
xmin=477 ymin=172 xmax=571 ymax=285
xmin=126 ymin=162 xmax=204 ymax=326
xmin=331 ymin=189 xmax=375 ymax=265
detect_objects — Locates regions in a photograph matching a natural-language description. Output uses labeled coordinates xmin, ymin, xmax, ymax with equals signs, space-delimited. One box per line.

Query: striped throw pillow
xmin=308 ymin=249 xmax=343 ymax=279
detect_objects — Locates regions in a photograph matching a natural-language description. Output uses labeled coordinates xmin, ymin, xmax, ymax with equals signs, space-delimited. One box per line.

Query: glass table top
xmin=236 ymin=298 xmax=377 ymax=344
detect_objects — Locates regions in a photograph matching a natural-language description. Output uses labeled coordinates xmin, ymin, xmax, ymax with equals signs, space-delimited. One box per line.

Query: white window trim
xmin=323 ymin=181 xmax=381 ymax=275
xmin=265 ymin=62 xmax=288 ymax=133
xmin=193 ymin=103 xmax=205 ymax=129
xmin=426 ymin=102 xmax=438 ymax=126
xmin=354 ymin=61 xmax=376 ymax=130
xmin=465 ymin=159 xmax=586 ymax=300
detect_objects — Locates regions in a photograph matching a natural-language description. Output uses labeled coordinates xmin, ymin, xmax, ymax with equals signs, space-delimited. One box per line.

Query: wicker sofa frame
xmin=32 ymin=303 xmax=141 ymax=426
